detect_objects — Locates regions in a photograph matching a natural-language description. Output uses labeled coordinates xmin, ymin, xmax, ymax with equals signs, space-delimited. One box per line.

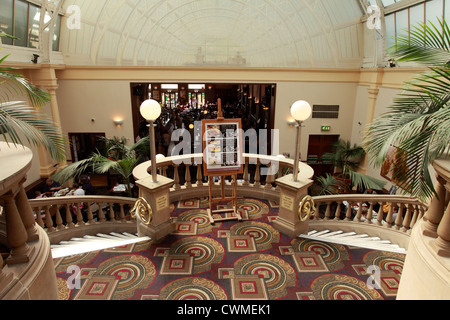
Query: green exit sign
xmin=321 ymin=126 xmax=331 ymax=132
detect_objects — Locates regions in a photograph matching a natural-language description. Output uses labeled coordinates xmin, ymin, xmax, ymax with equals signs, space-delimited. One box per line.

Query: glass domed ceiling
xmin=59 ymin=0 xmax=367 ymax=68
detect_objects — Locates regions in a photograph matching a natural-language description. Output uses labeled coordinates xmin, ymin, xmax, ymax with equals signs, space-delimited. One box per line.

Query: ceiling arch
xmin=59 ymin=0 xmax=366 ymax=68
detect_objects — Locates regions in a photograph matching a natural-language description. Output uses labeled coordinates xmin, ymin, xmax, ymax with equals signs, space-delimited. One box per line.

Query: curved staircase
xmin=50 ymin=228 xmax=407 ymax=260
xmin=301 ymin=230 xmax=407 ymax=254
xmin=51 ymin=233 xmax=151 ymax=258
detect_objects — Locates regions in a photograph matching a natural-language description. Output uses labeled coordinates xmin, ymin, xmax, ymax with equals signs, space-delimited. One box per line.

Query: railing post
xmin=254 ymin=160 xmax=261 ymax=187
xmin=3 ymin=193 xmax=34 ymax=265
xmin=185 ymin=163 xmax=192 ymax=188
xmin=243 ymin=157 xmax=249 ymax=186
xmin=334 ymin=201 xmax=342 ymax=220
xmin=265 ymin=163 xmax=273 ymax=190
xmin=15 ymin=183 xmax=39 ymax=242
xmin=431 ymin=201 xmax=450 ymax=257
xmin=423 ymin=176 xmax=447 ymax=238
xmin=273 ymin=174 xmax=314 ymax=238
xmin=173 ymin=164 xmax=181 ymax=190
xmin=196 ymin=164 xmax=203 ymax=187
xmin=135 ymin=175 xmax=175 ymax=241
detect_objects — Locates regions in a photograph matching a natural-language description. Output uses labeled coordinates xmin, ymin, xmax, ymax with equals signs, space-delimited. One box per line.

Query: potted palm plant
xmin=323 ymin=139 xmax=385 ymax=193
xmin=0 ymin=33 xmax=66 ymax=162
xmin=53 ymin=136 xmax=149 ymax=197
xmin=364 ymin=18 xmax=450 ymax=201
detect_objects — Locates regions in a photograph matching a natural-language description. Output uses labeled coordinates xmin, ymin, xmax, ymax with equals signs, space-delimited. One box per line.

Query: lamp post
xmin=140 ymin=99 xmax=162 ymax=182
xmin=290 ymin=100 xmax=312 ymax=182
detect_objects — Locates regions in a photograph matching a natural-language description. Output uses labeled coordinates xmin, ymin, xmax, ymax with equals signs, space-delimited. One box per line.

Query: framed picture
xmin=202 ymin=119 xmax=243 ymax=176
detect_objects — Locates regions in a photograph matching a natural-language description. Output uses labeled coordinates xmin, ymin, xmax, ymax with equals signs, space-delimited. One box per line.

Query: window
xmin=385 ymin=0 xmax=448 ymax=51
xmin=0 ymin=0 xmax=14 ymax=45
xmin=0 ymin=0 xmax=61 ymax=51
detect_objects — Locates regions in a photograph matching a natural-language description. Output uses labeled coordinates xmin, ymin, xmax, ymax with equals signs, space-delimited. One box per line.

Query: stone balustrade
xmin=0 ymin=142 xmax=58 ymax=299
xmin=133 ymin=153 xmax=314 ymax=203
xmin=28 ymin=196 xmax=138 ymax=245
xmin=2 ymin=147 xmax=448 ymax=300
xmin=396 ymin=159 xmax=450 ymax=299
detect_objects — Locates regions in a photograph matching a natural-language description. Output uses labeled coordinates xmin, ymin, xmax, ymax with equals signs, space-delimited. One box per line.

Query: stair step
xmin=51 ymin=233 xmax=151 ymax=259
xmin=300 ymin=230 xmax=407 ymax=254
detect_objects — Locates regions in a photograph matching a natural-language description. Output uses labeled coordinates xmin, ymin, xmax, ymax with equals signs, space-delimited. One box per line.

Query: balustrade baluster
xmin=355 ymin=202 xmax=363 ymax=222
xmin=109 ymin=203 xmax=115 ymax=221
xmin=410 ymin=204 xmax=419 ymax=229
xmin=432 ymin=195 xmax=450 ymax=257
xmin=402 ymin=204 xmax=412 ymax=232
xmin=3 ymin=194 xmax=32 ymax=265
xmin=54 ymin=205 xmax=65 ymax=231
xmin=345 ymin=202 xmax=352 ymax=221
xmin=44 ymin=206 xmax=55 ymax=232
xmin=334 ymin=202 xmax=342 ymax=220
xmin=65 ymin=204 xmax=75 ymax=228
xmin=377 ymin=202 xmax=385 ymax=226
xmin=97 ymin=202 xmax=106 ymax=222
xmin=366 ymin=201 xmax=374 ymax=223
xmin=173 ymin=165 xmax=181 ymax=190
xmin=385 ymin=202 xmax=395 ymax=227
xmin=185 ymin=163 xmax=192 ymax=188
xmin=76 ymin=203 xmax=85 ymax=226
xmin=15 ymin=185 xmax=39 ymax=241
xmin=423 ymin=176 xmax=446 ymax=237
xmin=325 ymin=202 xmax=331 ymax=220
xmin=196 ymin=164 xmax=203 ymax=187
xmin=394 ymin=203 xmax=404 ymax=230
xmin=243 ymin=159 xmax=249 ymax=186
xmin=254 ymin=160 xmax=261 ymax=187
xmin=86 ymin=203 xmax=94 ymax=224
xmin=119 ymin=204 xmax=125 ymax=221
xmin=265 ymin=163 xmax=273 ymax=190
xmin=34 ymin=206 xmax=45 ymax=228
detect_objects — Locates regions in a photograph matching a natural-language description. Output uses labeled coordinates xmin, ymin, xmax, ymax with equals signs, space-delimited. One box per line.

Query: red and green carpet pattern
xmin=54 ymin=197 xmax=406 ymax=300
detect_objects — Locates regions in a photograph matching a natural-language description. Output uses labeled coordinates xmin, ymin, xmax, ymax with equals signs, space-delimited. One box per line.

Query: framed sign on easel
xmin=202 ymin=99 xmax=244 ymax=224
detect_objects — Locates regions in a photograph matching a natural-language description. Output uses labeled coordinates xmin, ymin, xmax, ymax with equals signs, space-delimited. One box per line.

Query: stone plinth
xmin=273 ymin=174 xmax=314 ymax=238
xmin=135 ymin=175 xmax=175 ymax=241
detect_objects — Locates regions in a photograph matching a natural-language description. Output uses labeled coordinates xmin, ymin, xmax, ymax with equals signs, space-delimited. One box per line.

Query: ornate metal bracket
xmin=298 ymin=195 xmax=315 ymax=222
xmin=130 ymin=197 xmax=153 ymax=225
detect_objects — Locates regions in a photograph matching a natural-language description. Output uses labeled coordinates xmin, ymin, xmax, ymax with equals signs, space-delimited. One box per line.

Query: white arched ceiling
xmin=59 ymin=0 xmax=366 ymax=68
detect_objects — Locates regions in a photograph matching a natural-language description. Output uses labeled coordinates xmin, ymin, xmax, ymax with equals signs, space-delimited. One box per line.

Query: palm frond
xmin=346 ymin=170 xmax=386 ymax=191
xmin=392 ymin=18 xmax=450 ymax=66
xmin=364 ymin=55 xmax=450 ymax=200
xmin=316 ymin=174 xmax=348 ymax=195
xmin=52 ymin=157 xmax=94 ymax=184
xmin=0 ymin=101 xmax=67 ymax=162
xmin=0 ymin=64 xmax=50 ymax=108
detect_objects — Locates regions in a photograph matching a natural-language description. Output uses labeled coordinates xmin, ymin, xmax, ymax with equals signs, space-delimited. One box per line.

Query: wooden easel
xmin=206 ymin=173 xmax=241 ymax=224
xmin=203 ymin=99 xmax=243 ymax=224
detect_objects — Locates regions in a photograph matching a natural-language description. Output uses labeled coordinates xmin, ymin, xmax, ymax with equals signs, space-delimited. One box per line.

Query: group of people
xmin=35 ymin=174 xmax=94 ymax=199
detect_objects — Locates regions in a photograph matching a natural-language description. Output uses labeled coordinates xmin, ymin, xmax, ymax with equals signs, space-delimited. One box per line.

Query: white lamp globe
xmin=290 ymin=100 xmax=312 ymax=121
xmin=140 ymin=99 xmax=161 ymax=121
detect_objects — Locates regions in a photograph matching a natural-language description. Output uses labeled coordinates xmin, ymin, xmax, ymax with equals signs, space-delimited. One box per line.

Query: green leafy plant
xmin=316 ymin=173 xmax=348 ymax=195
xmin=0 ymin=33 xmax=66 ymax=161
xmin=53 ymin=136 xmax=149 ymax=197
xmin=324 ymin=139 xmax=385 ymax=192
xmin=364 ymin=18 xmax=450 ymax=201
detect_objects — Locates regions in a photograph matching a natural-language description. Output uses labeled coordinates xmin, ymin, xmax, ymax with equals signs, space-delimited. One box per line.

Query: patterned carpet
xmin=54 ymin=197 xmax=406 ymax=301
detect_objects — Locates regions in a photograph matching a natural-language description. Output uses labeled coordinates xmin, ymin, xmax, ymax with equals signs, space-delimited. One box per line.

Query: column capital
xmin=367 ymin=86 xmax=380 ymax=99
xmin=29 ymin=65 xmax=59 ymax=91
